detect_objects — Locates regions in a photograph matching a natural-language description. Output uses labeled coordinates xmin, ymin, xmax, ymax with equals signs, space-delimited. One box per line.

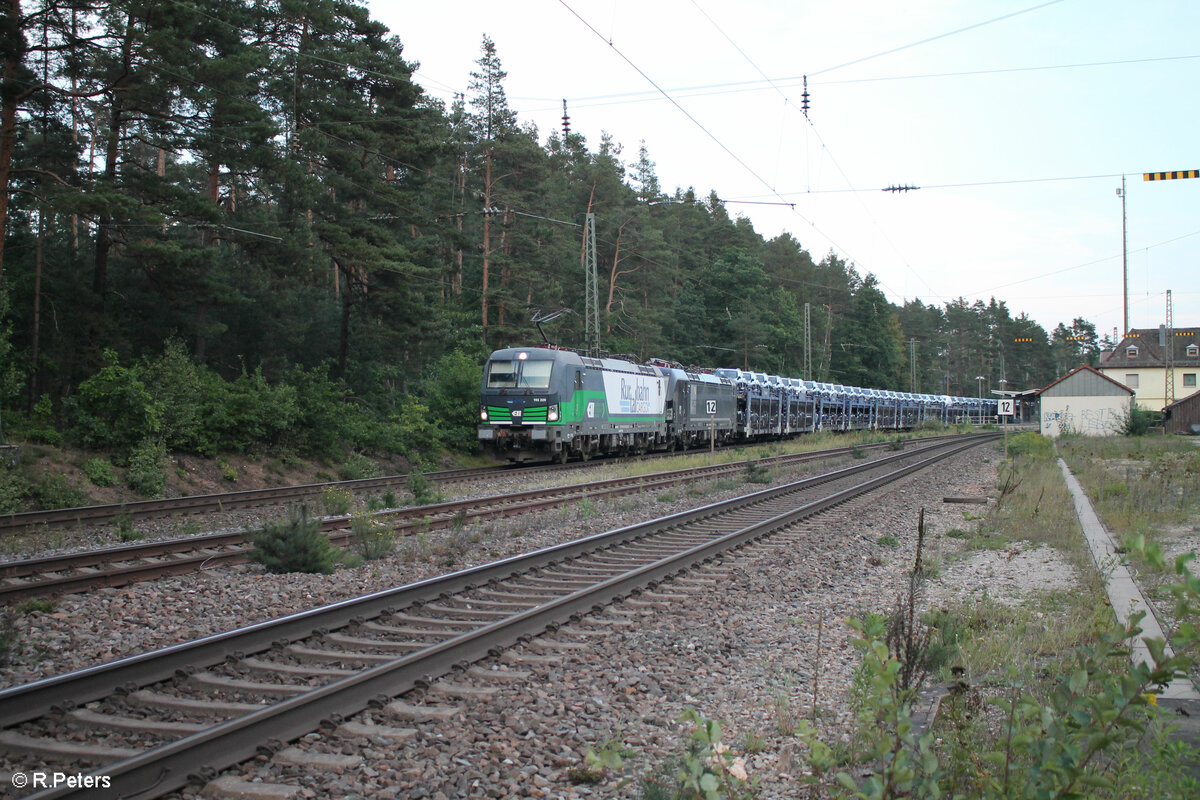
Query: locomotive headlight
xmin=480 ymin=408 xmax=489 ymax=421
xmin=547 ymin=405 xmax=559 ymax=422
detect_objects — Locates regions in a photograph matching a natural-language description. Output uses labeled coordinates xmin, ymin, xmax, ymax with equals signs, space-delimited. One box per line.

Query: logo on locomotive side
xmin=587 ymin=402 xmax=596 ymax=418
xmin=620 ymin=378 xmax=653 ymax=413
xmin=601 ymin=372 xmax=665 ymax=416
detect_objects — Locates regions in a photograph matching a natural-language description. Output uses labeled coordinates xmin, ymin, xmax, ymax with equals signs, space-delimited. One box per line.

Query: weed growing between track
xmin=795 ymin=436 xmax=1200 ymax=799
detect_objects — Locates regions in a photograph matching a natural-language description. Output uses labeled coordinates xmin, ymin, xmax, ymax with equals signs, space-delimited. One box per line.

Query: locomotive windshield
xmin=484 ymin=357 xmax=553 ymax=389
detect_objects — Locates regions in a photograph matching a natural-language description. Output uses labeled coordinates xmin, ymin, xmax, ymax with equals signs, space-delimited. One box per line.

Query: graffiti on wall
xmin=1042 ymin=405 xmax=1123 ymax=436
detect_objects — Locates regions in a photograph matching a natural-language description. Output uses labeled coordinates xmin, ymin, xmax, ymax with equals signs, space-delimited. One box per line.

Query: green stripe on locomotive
xmin=556 ymin=389 xmax=666 ymax=427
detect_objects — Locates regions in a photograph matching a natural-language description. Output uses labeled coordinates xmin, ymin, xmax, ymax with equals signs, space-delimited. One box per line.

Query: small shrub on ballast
xmin=250 ymin=508 xmax=338 ymax=574
xmin=406 ymin=460 xmax=439 ymax=505
xmin=319 ymin=486 xmax=353 ymax=516
xmin=744 ymin=459 xmax=772 ymax=484
xmin=351 ymin=512 xmax=396 ymax=561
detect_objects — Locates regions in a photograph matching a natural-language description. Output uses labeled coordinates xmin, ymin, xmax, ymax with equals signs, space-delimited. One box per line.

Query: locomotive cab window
xmin=518 ymin=359 xmax=553 ymax=388
xmin=485 ymin=359 xmax=518 ymax=388
xmin=484 ymin=358 xmax=554 ymax=389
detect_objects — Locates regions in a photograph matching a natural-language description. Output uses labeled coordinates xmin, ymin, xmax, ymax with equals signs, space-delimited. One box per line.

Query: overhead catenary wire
xmin=684 ymin=0 xmax=943 ymax=304
xmin=555 ymin=0 xmax=799 ymax=216
xmin=808 ymin=0 xmax=1068 ymax=77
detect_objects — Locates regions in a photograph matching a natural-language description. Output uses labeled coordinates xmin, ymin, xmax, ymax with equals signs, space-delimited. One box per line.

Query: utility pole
xmin=1117 ymin=176 xmax=1128 ymax=335
xmin=821 ymin=306 xmax=832 ymax=382
xmin=1165 ymin=289 xmax=1175 ymax=405
xmin=584 ymin=213 xmax=600 ymax=356
xmin=908 ymin=337 xmax=917 ymax=392
xmin=803 ymin=302 xmax=812 ymax=381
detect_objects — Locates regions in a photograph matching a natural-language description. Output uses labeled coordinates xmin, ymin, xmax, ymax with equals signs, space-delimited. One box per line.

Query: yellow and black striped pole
xmin=1143 ymin=170 xmax=1199 ymax=181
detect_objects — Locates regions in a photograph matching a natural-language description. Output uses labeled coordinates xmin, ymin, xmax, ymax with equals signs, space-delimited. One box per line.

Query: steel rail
xmin=0 ymin=434 xmax=964 ymax=536
xmin=0 ymin=434 xmax=993 ymax=730
xmin=0 ymin=438 xmax=993 ymax=734
xmin=15 ymin=435 xmax=993 ymax=800
xmin=0 ymin=436 xmax=970 ymax=601
xmin=0 ymin=465 xmax=530 ymax=536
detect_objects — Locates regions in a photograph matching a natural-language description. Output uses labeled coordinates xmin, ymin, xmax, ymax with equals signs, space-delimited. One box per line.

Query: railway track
xmin=0 ymin=437 xmax=971 ymax=602
xmin=0 ymin=433 xmax=995 ymax=800
xmin=0 ymin=433 xmax=967 ymax=537
xmin=0 ymin=463 xmax=554 ymax=537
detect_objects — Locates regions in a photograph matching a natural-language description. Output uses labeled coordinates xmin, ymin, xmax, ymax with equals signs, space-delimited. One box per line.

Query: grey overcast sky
xmin=368 ymin=0 xmax=1200 ymax=340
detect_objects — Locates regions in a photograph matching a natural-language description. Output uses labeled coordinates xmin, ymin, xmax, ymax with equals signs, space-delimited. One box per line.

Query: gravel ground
xmin=173 ymin=445 xmax=1007 ymax=800
xmin=0 ymin=453 xmax=848 ymax=689
xmin=923 ymin=542 xmax=1078 ymax=609
xmin=1 ymin=442 xmax=1028 ymax=799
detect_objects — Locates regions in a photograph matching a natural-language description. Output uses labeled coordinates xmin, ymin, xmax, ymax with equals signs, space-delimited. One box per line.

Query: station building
xmin=1098 ymin=327 xmax=1200 ymax=411
xmin=1037 ymin=365 xmax=1134 ymax=438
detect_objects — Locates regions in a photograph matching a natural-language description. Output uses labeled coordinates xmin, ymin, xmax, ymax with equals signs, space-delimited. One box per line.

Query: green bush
xmin=1121 ymin=403 xmax=1152 ymax=436
xmin=0 ymin=469 xmax=29 ymax=513
xmin=114 ymin=508 xmax=142 ymax=542
xmin=798 ymin=541 xmax=1200 ymax=800
xmin=69 ymin=349 xmax=160 ymax=452
xmin=126 ymin=438 xmax=167 ymax=497
xmin=1006 ymin=431 xmax=1052 ymax=459
xmin=205 ymin=366 xmax=300 ymax=454
xmin=337 ymin=452 xmax=378 ymax=481
xmin=406 ymin=460 xmax=438 ymax=505
xmin=216 ymin=457 xmax=238 ymax=482
xmin=640 ymin=709 xmax=754 ymax=799
xmin=250 ymin=508 xmax=338 ymax=574
xmin=284 ymin=364 xmax=354 ymax=458
xmin=0 ymin=290 xmax=25 ymax=414
xmin=744 ymin=459 xmax=772 ymax=484
xmin=32 ymin=473 xmax=87 ymax=510
xmin=350 ymin=512 xmax=396 ymax=560
xmin=320 ymin=486 xmax=353 ymax=516
xmin=422 ymin=350 xmax=484 ymax=452
xmin=140 ymin=338 xmax=205 ymax=451
xmin=396 ymin=396 xmax=440 ymax=459
xmin=84 ymin=457 xmax=116 ymax=487
xmin=23 ymin=395 xmax=63 ymax=445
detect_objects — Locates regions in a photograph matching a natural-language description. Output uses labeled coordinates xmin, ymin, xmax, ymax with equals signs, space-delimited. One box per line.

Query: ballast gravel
xmin=181 ymin=446 xmax=1012 ymax=800
xmin=0 ymin=443 xmax=1056 ymax=799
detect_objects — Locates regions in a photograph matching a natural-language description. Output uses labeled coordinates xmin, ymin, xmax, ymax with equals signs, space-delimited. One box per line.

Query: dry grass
xmin=1056 ymin=436 xmax=1200 ymax=546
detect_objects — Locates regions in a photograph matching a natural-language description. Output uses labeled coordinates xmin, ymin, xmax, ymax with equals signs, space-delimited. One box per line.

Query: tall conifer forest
xmin=0 ymin=0 xmax=1103 ymax=462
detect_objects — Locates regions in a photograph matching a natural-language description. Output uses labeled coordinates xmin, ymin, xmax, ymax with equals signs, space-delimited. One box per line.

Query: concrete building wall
xmin=1040 ymin=395 xmax=1130 ymax=438
xmin=1098 ymin=366 xmax=1200 ymax=411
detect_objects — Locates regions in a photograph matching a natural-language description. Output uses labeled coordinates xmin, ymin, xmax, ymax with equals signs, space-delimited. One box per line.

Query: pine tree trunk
xmin=481 ymin=146 xmax=493 ymax=341
xmin=28 ymin=210 xmax=43 ymax=411
xmin=0 ymin=0 xmax=26 ymax=284
xmin=94 ymin=12 xmax=136 ymax=302
xmin=336 ymin=263 xmax=350 ymax=381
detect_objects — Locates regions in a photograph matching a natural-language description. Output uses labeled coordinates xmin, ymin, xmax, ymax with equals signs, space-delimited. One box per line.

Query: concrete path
xmin=1057 ymin=458 xmax=1200 ymax=700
